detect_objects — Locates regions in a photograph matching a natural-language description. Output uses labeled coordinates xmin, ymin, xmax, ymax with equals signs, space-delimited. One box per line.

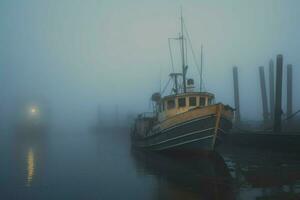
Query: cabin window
xmin=199 ymin=97 xmax=206 ymax=107
xmin=189 ymin=97 xmax=196 ymax=107
xmin=208 ymin=98 xmax=213 ymax=105
xmin=178 ymin=98 xmax=186 ymax=107
xmin=167 ymin=99 xmax=175 ymax=109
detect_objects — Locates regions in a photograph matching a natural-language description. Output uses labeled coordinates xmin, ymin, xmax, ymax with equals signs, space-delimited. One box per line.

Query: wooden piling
xmin=274 ymin=55 xmax=283 ymax=132
xmin=259 ymin=66 xmax=269 ymax=123
xmin=233 ymin=66 xmax=240 ymax=123
xmin=269 ymin=60 xmax=275 ymax=120
xmin=287 ymin=64 xmax=293 ymax=117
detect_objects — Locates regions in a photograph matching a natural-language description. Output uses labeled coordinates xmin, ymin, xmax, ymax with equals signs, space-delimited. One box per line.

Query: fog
xmin=0 ymin=0 xmax=300 ymax=129
xmin=1 ymin=1 xmax=300 ymax=199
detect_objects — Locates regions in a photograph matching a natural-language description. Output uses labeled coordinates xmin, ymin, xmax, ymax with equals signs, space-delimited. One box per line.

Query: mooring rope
xmin=284 ymin=109 xmax=300 ymax=121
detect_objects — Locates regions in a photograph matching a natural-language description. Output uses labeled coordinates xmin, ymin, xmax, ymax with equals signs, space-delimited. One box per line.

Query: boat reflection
xmin=221 ymin=147 xmax=300 ymax=199
xmin=131 ymin=149 xmax=235 ymax=200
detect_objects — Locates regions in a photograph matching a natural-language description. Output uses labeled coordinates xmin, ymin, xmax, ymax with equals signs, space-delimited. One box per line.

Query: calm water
xmin=1 ymin=125 xmax=300 ymax=200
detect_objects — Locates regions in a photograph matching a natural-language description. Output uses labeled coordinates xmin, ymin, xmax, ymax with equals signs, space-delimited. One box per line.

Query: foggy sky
xmin=0 ymin=0 xmax=299 ymax=126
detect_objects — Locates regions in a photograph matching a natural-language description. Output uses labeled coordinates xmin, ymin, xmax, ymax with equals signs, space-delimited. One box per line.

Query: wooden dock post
xmin=269 ymin=60 xmax=275 ymax=121
xmin=287 ymin=64 xmax=293 ymax=117
xmin=259 ymin=66 xmax=269 ymax=123
xmin=274 ymin=55 xmax=283 ymax=132
xmin=232 ymin=66 xmax=240 ymax=123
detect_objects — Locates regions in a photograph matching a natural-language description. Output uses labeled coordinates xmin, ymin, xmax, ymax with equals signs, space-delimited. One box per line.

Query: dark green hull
xmin=132 ymin=115 xmax=232 ymax=151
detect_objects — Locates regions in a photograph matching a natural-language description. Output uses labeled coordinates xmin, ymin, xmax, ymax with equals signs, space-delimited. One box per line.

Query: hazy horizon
xmin=1 ymin=0 xmax=299 ymax=127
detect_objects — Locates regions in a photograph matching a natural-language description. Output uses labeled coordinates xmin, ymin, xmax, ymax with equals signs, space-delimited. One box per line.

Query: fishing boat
xmin=131 ymin=13 xmax=234 ymax=151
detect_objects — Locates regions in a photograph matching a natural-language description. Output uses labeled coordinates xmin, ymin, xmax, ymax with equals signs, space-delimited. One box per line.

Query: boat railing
xmin=137 ymin=112 xmax=155 ymax=119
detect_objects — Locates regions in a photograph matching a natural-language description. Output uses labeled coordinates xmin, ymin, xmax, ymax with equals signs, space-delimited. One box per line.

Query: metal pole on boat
xmin=259 ymin=66 xmax=269 ymax=124
xmin=274 ymin=55 xmax=283 ymax=132
xmin=174 ymin=75 xmax=178 ymax=94
xmin=269 ymin=60 xmax=275 ymax=121
xmin=287 ymin=64 xmax=293 ymax=118
xmin=170 ymin=73 xmax=181 ymax=94
xmin=232 ymin=66 xmax=241 ymax=123
xmin=200 ymin=45 xmax=203 ymax=92
xmin=180 ymin=8 xmax=187 ymax=93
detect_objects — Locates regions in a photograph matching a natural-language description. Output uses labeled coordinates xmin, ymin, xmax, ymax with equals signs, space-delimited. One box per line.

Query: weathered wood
xmin=212 ymin=104 xmax=222 ymax=149
xmin=259 ymin=66 xmax=269 ymax=123
xmin=287 ymin=64 xmax=293 ymax=117
xmin=232 ymin=66 xmax=240 ymax=123
xmin=160 ymin=92 xmax=215 ymax=119
xmin=274 ymin=55 xmax=283 ymax=132
xmin=269 ymin=60 xmax=275 ymax=120
xmin=160 ymin=104 xmax=232 ymax=130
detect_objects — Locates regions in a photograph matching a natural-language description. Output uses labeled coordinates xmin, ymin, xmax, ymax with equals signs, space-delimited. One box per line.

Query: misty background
xmin=0 ymin=0 xmax=299 ymax=129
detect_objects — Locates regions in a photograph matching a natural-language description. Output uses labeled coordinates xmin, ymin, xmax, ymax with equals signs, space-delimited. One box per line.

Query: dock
xmin=226 ymin=54 xmax=300 ymax=151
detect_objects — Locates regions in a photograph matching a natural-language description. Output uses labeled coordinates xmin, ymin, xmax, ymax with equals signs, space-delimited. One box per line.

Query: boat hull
xmin=132 ymin=115 xmax=232 ymax=151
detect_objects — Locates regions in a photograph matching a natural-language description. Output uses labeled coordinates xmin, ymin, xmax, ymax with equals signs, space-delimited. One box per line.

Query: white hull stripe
xmin=155 ymin=135 xmax=214 ymax=151
xmin=139 ymin=127 xmax=215 ymax=147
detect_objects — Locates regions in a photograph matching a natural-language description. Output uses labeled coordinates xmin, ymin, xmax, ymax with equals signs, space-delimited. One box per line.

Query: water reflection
xmin=4 ymin=125 xmax=300 ymax=200
xmin=13 ymin=124 xmax=48 ymax=188
xmin=131 ymin=149 xmax=236 ymax=200
xmin=131 ymin=145 xmax=300 ymax=200
xmin=26 ymin=147 xmax=35 ymax=187
xmin=221 ymin=147 xmax=300 ymax=199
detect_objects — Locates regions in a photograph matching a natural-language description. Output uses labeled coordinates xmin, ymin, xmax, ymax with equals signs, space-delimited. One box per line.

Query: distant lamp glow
xmin=29 ymin=106 xmax=39 ymax=116
xmin=31 ymin=108 xmax=37 ymax=114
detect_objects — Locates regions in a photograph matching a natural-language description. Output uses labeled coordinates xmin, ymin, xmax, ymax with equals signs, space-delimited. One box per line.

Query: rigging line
xmin=171 ymin=81 xmax=175 ymax=95
xmin=178 ymin=76 xmax=183 ymax=91
xmin=200 ymin=45 xmax=203 ymax=92
xmin=284 ymin=109 xmax=300 ymax=121
xmin=183 ymin=20 xmax=204 ymax=92
xmin=179 ymin=32 xmax=184 ymax=66
xmin=161 ymin=77 xmax=172 ymax=95
xmin=185 ymin=38 xmax=188 ymax=68
xmin=159 ymin=66 xmax=162 ymax=94
xmin=183 ymin=21 xmax=201 ymax=74
xmin=168 ymin=38 xmax=175 ymax=73
xmin=180 ymin=15 xmax=187 ymax=66
xmin=201 ymin=81 xmax=206 ymax=92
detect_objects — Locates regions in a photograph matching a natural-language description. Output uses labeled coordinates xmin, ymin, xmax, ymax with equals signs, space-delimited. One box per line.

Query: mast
xmin=180 ymin=10 xmax=187 ymax=93
xmin=200 ymin=45 xmax=203 ymax=92
xmin=170 ymin=73 xmax=181 ymax=94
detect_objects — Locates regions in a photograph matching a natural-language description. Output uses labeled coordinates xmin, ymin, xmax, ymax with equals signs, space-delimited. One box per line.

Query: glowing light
xmin=29 ymin=106 xmax=39 ymax=116
xmin=31 ymin=108 xmax=37 ymax=114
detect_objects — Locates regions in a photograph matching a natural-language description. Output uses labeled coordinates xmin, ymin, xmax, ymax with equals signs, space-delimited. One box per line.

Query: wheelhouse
xmin=157 ymin=92 xmax=215 ymax=120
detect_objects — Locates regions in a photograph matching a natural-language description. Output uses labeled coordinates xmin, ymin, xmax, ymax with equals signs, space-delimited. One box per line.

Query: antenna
xmin=168 ymin=38 xmax=175 ymax=73
xmin=180 ymin=7 xmax=187 ymax=93
xmin=182 ymin=19 xmax=204 ymax=92
xmin=159 ymin=66 xmax=162 ymax=94
xmin=200 ymin=45 xmax=203 ymax=92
